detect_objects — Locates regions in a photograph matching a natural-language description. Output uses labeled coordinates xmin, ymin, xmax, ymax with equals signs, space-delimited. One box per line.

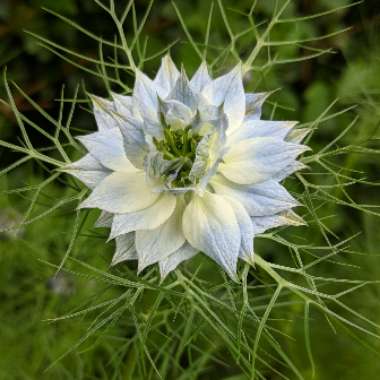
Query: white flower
xmin=65 ymin=55 xmax=309 ymax=280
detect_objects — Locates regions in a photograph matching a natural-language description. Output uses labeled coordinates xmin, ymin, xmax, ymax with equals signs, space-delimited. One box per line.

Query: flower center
xmin=153 ymin=126 xmax=202 ymax=187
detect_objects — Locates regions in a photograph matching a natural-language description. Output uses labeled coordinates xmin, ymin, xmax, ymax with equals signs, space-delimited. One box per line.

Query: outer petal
xmin=136 ymin=200 xmax=185 ymax=272
xmin=202 ymin=64 xmax=245 ymax=131
xmin=286 ymin=128 xmax=311 ymax=143
xmin=111 ymin=233 xmax=137 ymax=265
xmin=190 ymin=62 xmax=212 ymax=93
xmin=227 ymin=120 xmax=297 ymax=144
xmin=159 ymin=243 xmax=198 ymax=279
xmin=224 ymin=196 xmax=254 ymax=261
xmin=77 ymin=128 xmax=137 ymax=172
xmin=245 ymin=92 xmax=269 ymax=121
xmin=182 ymin=192 xmax=240 ymax=280
xmin=64 ymin=154 xmax=110 ymax=189
xmin=90 ymin=95 xmax=118 ymax=131
xmin=252 ymin=210 xmax=305 ymax=234
xmin=219 ymin=137 xmax=309 ymax=184
xmin=211 ymin=175 xmax=299 ymax=216
xmin=110 ymin=193 xmax=177 ymax=239
xmin=95 ymin=211 xmax=113 ymax=228
xmin=79 ymin=171 xmax=159 ymax=213
xmin=272 ymin=161 xmax=307 ymax=182
xmin=133 ymin=70 xmax=159 ymax=122
xmin=118 ymin=118 xmax=148 ymax=169
xmin=154 ymin=54 xmax=180 ymax=98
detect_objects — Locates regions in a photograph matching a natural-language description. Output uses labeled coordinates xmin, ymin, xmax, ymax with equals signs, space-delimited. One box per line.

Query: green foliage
xmin=1 ymin=0 xmax=380 ymax=379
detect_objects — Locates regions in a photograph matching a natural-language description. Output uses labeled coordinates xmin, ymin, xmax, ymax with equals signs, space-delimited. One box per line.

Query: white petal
xmin=159 ymin=243 xmax=198 ymax=279
xmin=169 ymin=69 xmax=198 ymax=111
xmin=227 ymin=120 xmax=297 ymax=144
xmin=79 ymin=171 xmax=159 ymax=214
xmin=133 ymin=70 xmax=159 ymax=121
xmin=161 ymin=99 xmax=194 ymax=129
xmin=90 ymin=95 xmax=118 ymax=131
xmin=286 ymin=128 xmax=311 ymax=143
xmin=272 ymin=161 xmax=307 ymax=182
xmin=77 ymin=128 xmax=137 ymax=172
xmin=95 ymin=211 xmax=113 ymax=228
xmin=182 ymin=192 xmax=240 ymax=280
xmin=211 ymin=175 xmax=299 ymax=216
xmin=202 ymin=64 xmax=245 ymax=130
xmin=111 ymin=93 xmax=142 ymax=121
xmin=64 ymin=154 xmax=110 ymax=189
xmin=190 ymin=62 xmax=212 ymax=93
xmin=136 ymin=201 xmax=185 ymax=272
xmin=110 ymin=193 xmax=177 ymax=239
xmin=224 ymin=196 xmax=254 ymax=262
xmin=118 ymin=118 xmax=148 ymax=169
xmin=252 ymin=210 xmax=306 ymax=235
xmin=245 ymin=92 xmax=269 ymax=121
xmin=154 ymin=54 xmax=180 ymax=98
xmin=111 ymin=233 xmax=137 ymax=265
xmin=220 ymin=137 xmax=309 ymax=184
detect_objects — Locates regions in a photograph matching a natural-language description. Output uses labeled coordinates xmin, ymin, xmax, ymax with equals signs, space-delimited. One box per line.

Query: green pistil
xmin=153 ymin=126 xmax=202 ymax=187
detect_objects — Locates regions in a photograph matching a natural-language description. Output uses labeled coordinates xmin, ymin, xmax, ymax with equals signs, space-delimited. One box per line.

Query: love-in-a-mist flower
xmin=65 ymin=55 xmax=309 ymax=280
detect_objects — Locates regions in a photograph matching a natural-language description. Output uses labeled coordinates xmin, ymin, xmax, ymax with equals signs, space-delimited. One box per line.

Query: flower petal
xmin=133 ymin=70 xmax=159 ymax=121
xmin=272 ymin=161 xmax=307 ymax=182
xmin=182 ymin=192 xmax=240 ymax=280
xmin=118 ymin=118 xmax=148 ymax=169
xmin=286 ymin=128 xmax=311 ymax=143
xmin=159 ymin=243 xmax=198 ymax=279
xmin=220 ymin=137 xmax=309 ymax=184
xmin=95 ymin=211 xmax=113 ymax=228
xmin=136 ymin=200 xmax=185 ymax=272
xmin=224 ymin=196 xmax=254 ymax=262
xmin=169 ymin=69 xmax=198 ymax=111
xmin=227 ymin=120 xmax=298 ymax=145
xmin=111 ymin=233 xmax=137 ymax=265
xmin=154 ymin=54 xmax=180 ymax=98
xmin=90 ymin=95 xmax=119 ymax=131
xmin=202 ymin=63 xmax=245 ymax=131
xmin=79 ymin=171 xmax=159 ymax=213
xmin=161 ymin=99 xmax=195 ymax=129
xmin=64 ymin=154 xmax=110 ymax=189
xmin=77 ymin=128 xmax=137 ymax=172
xmin=252 ymin=210 xmax=306 ymax=235
xmin=211 ymin=175 xmax=299 ymax=216
xmin=245 ymin=92 xmax=269 ymax=121
xmin=110 ymin=193 xmax=177 ymax=239
xmin=190 ymin=62 xmax=212 ymax=93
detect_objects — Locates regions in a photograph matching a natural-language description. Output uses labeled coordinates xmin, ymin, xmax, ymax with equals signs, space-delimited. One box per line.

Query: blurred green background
xmin=1 ymin=0 xmax=380 ymax=379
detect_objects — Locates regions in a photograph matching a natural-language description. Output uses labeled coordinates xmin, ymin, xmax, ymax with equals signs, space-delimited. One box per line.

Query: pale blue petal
xmin=79 ymin=171 xmax=159 ymax=214
xmin=110 ymin=194 xmax=176 ymax=239
xmin=154 ymin=54 xmax=180 ymax=98
xmin=111 ymin=233 xmax=137 ymax=265
xmin=211 ymin=175 xmax=299 ymax=216
xmin=220 ymin=137 xmax=309 ymax=184
xmin=182 ymin=192 xmax=240 ymax=280
xmin=77 ymin=128 xmax=137 ymax=172
xmin=90 ymin=95 xmax=119 ymax=131
xmin=224 ymin=196 xmax=254 ymax=261
xmin=227 ymin=120 xmax=297 ymax=145
xmin=136 ymin=201 xmax=185 ymax=272
xmin=202 ymin=63 xmax=245 ymax=130
xmin=252 ymin=210 xmax=306 ymax=235
xmin=95 ymin=211 xmax=113 ymax=228
xmin=64 ymin=154 xmax=110 ymax=189
xmin=159 ymin=243 xmax=198 ymax=279
xmin=190 ymin=62 xmax=212 ymax=93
